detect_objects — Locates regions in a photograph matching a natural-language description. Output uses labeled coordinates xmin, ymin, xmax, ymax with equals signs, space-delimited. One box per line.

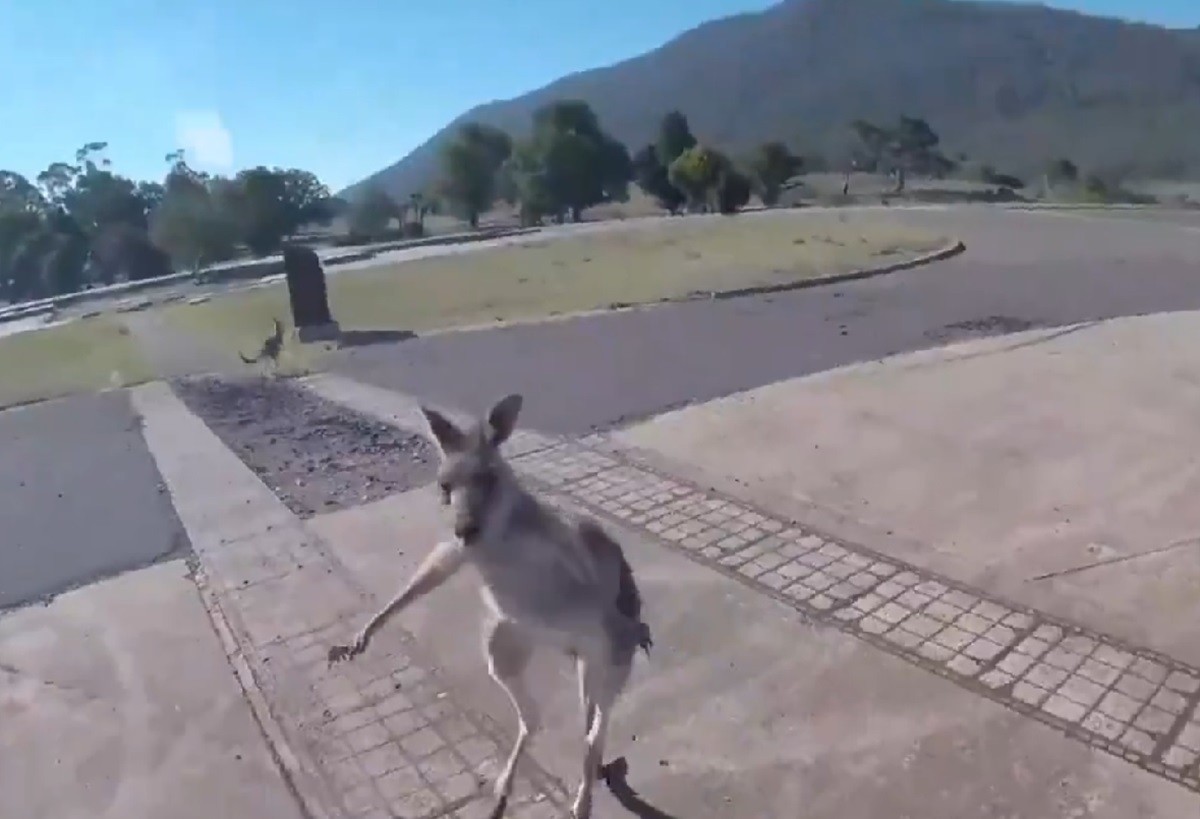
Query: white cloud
xmin=174 ymin=110 xmax=234 ymax=172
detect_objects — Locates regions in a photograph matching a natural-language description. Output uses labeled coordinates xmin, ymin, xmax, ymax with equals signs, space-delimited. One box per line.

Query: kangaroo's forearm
xmin=362 ymin=539 xmax=466 ymax=642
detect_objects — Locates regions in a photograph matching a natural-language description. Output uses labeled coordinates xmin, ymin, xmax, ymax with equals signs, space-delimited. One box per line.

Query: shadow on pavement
xmin=336 ymin=328 xmax=418 ymax=349
xmin=603 ymin=757 xmax=681 ymax=819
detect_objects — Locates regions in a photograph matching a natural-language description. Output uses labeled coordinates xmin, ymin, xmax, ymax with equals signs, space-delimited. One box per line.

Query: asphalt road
xmin=0 ymin=391 xmax=188 ymax=609
xmin=333 ymin=207 xmax=1200 ymax=435
xmin=4 ymin=206 xmax=1200 ymax=608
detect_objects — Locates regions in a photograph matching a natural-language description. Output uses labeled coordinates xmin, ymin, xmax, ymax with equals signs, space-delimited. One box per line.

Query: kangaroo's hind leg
xmin=572 ymin=644 xmax=634 ymax=819
xmin=484 ymin=617 xmax=537 ymax=819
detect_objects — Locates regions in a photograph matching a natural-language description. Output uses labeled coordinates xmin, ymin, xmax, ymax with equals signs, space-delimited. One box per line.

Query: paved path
xmin=613 ymin=308 xmax=1200 ymax=658
xmin=130 ymin=381 xmax=566 ymax=819
xmin=0 ymin=558 xmax=301 ymax=819
xmin=0 ymin=391 xmax=187 ymax=609
xmin=164 ymin=371 xmax=1200 ymax=818
xmin=333 ymin=207 xmax=1200 ymax=434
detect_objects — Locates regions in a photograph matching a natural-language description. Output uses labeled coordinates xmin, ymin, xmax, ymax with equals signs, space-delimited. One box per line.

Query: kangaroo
xmin=238 ymin=317 xmax=285 ymax=368
xmin=328 ymin=394 xmax=652 ymax=819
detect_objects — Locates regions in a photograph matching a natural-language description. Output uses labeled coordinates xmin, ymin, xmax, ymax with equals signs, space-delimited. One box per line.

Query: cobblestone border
xmin=507 ymin=439 xmax=1200 ymax=794
xmin=132 ymin=382 xmax=568 ymax=819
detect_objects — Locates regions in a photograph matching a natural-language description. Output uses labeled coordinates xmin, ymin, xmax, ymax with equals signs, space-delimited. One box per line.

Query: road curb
xmin=394 ymin=237 xmax=968 ymax=343
xmin=687 ymin=237 xmax=967 ymax=303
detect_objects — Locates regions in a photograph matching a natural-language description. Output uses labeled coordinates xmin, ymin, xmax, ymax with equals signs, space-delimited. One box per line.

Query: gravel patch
xmin=172 ymin=375 xmax=437 ymax=517
xmin=924 ymin=315 xmax=1042 ymax=343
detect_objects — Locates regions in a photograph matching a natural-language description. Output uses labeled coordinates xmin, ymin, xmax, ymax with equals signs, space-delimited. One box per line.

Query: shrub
xmin=716 ymin=170 xmax=752 ymax=214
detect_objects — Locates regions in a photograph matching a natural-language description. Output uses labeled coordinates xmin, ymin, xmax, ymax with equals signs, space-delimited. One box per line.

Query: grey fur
xmin=327 ymin=394 xmax=651 ymax=819
xmin=239 ymin=318 xmax=284 ymax=368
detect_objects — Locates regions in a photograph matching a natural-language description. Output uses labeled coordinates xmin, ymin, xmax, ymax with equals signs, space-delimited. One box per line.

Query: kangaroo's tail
xmin=611 ymin=540 xmax=653 ymax=654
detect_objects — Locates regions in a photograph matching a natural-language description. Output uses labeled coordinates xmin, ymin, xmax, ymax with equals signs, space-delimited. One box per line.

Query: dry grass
xmin=0 ymin=316 xmax=154 ymax=409
xmin=0 ymin=213 xmax=946 ymax=407
xmin=162 ymin=212 xmax=946 ymax=360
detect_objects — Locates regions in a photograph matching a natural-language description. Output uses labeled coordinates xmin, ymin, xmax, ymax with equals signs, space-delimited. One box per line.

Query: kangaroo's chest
xmin=469 ymin=538 xmax=600 ymax=626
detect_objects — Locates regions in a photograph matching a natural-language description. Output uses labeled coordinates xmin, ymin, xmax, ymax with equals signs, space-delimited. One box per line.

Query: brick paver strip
xmin=132 ymin=382 xmax=568 ymax=819
xmin=503 ymin=438 xmax=1200 ymax=794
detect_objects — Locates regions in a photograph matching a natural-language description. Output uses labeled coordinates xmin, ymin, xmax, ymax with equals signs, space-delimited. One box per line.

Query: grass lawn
xmin=163 ymin=211 xmax=947 ymax=358
xmin=0 ymin=316 xmax=154 ymax=409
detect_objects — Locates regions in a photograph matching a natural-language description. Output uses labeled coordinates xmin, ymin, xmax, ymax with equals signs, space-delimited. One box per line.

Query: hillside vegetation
xmin=346 ymin=0 xmax=1200 ymax=201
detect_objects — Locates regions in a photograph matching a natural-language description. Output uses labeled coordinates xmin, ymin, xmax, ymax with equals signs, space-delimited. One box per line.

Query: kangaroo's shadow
xmin=602 ymin=756 xmax=681 ymax=819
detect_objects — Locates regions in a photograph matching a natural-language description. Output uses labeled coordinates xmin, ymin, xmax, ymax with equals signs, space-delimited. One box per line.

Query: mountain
xmin=342 ymin=0 xmax=1200 ymax=200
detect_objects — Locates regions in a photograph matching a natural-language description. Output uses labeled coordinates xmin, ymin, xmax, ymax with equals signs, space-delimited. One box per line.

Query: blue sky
xmin=1 ymin=0 xmax=1197 ymax=192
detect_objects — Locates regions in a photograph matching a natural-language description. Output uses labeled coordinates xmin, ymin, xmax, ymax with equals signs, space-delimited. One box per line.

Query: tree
xmin=218 ymin=166 xmax=335 ymax=255
xmin=136 ymin=181 xmax=165 ymax=215
xmin=748 ymin=142 xmax=804 ymax=206
xmin=598 ymin=137 xmax=633 ymax=205
xmin=231 ymin=167 xmax=289 ymax=256
xmin=520 ymin=100 xmax=631 ymax=222
xmin=716 ymin=167 xmax=752 ymax=214
xmin=632 ymin=144 xmax=685 ymax=214
xmin=408 ymin=191 xmax=430 ymax=234
xmin=1084 ymin=173 xmax=1110 ymax=198
xmin=149 ymin=158 xmax=239 ymax=272
xmin=90 ymin=223 xmax=172 ymax=285
xmin=1046 ymin=157 xmax=1079 ymax=192
xmin=657 ymin=110 xmax=697 ymax=167
xmin=36 ymin=162 xmax=80 ymax=209
xmin=0 ymin=171 xmax=43 ymax=212
xmin=849 ymin=119 xmax=891 ymax=174
xmin=624 ymin=110 xmax=698 ymax=215
xmin=889 ymin=116 xmax=948 ymax=191
xmin=849 ymin=116 xmax=952 ymax=192
xmin=438 ymin=123 xmax=512 ymax=228
xmin=6 ymin=228 xmax=58 ymax=301
xmin=65 ymin=162 xmax=150 ymax=234
xmin=0 ymin=142 xmax=342 ymax=299
xmin=280 ymin=168 xmax=335 ymax=230
xmin=347 ymin=185 xmax=399 ymax=239
xmin=2 ymin=145 xmax=144 ymax=298
xmin=0 ymin=210 xmax=46 ymax=301
xmin=40 ymin=229 xmax=90 ymax=295
xmin=668 ymin=145 xmax=726 ymax=211
xmin=501 ymin=139 xmax=556 ymax=226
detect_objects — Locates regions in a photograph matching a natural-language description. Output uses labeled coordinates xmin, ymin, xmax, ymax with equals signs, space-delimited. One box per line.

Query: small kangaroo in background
xmin=238 ymin=317 xmax=285 ymax=369
xmin=328 ymin=394 xmax=653 ymax=819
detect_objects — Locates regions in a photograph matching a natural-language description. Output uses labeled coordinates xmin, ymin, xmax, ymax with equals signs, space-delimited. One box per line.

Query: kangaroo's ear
xmin=421 ymin=406 xmax=467 ymax=454
xmin=486 ymin=394 xmax=524 ymax=446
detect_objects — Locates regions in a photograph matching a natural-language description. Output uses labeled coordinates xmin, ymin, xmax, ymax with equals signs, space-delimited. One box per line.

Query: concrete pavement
xmin=0 ymin=558 xmax=301 ymax=819
xmin=303 ymin=376 xmax=1200 ymax=817
xmin=16 ymin=333 xmax=1200 ymax=816
xmin=53 ymin=368 xmax=1188 ymax=818
xmin=614 ymin=311 xmax=1200 ymax=669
